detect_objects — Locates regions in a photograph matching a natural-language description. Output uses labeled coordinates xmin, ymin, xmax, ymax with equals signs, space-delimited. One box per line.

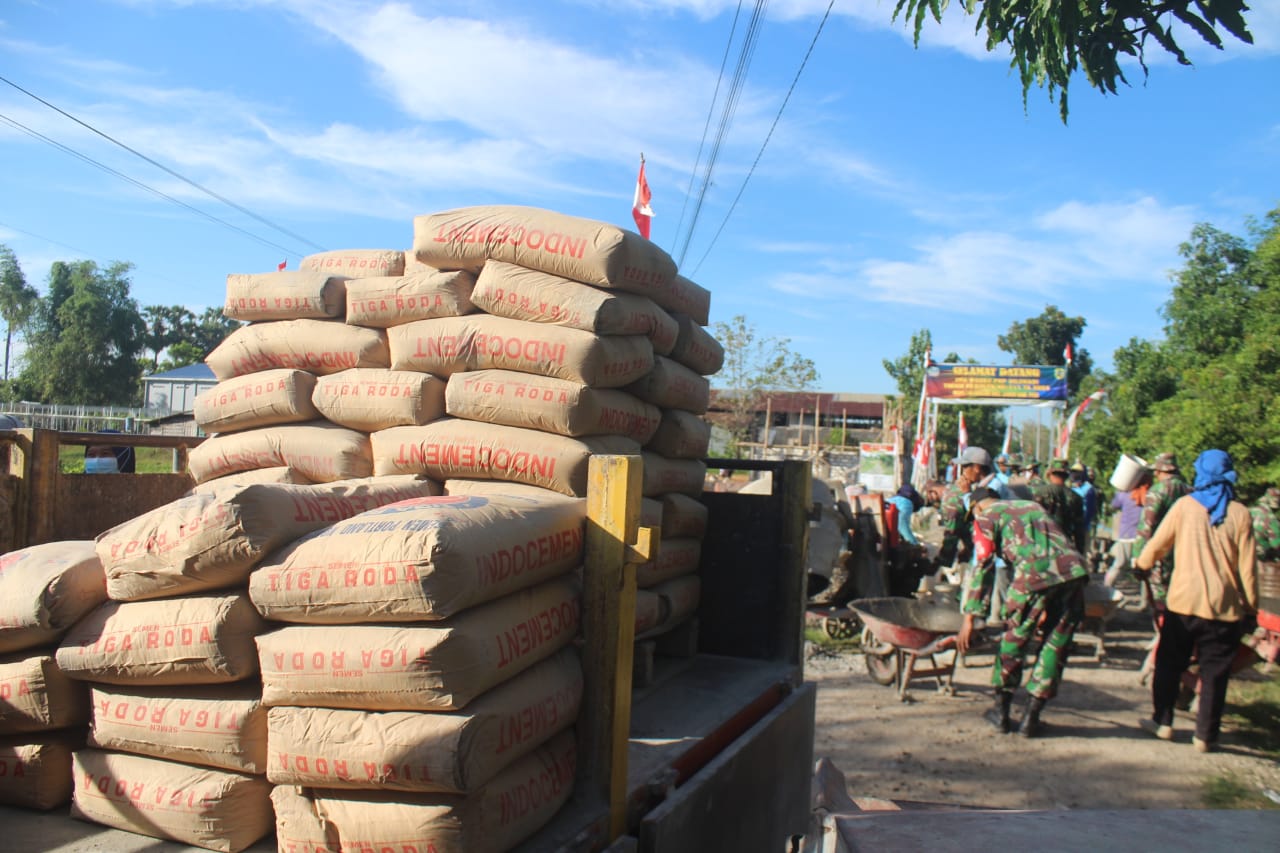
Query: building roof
xmin=709 ymin=390 xmax=886 ymax=418
xmin=143 ymin=363 xmax=216 ymax=382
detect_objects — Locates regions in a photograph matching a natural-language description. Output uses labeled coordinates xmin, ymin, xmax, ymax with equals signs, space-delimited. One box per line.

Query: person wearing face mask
xmin=84 ymin=434 xmax=136 ymax=474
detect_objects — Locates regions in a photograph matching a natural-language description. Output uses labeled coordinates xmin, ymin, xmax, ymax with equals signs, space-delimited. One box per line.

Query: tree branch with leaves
xmin=893 ymin=0 xmax=1255 ymax=120
xmin=710 ymin=315 xmax=818 ymax=448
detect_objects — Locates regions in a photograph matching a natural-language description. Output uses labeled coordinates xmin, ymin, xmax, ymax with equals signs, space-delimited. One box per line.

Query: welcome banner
xmin=924 ymin=364 xmax=1067 ymax=402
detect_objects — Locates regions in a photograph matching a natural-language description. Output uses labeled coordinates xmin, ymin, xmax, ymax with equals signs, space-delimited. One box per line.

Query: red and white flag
xmin=277 ymin=259 xmax=287 ymax=271
xmin=632 ymin=156 xmax=654 ymax=239
xmin=1063 ymin=342 xmax=1073 ymax=364
xmin=1055 ymin=390 xmax=1107 ymax=458
xmin=957 ymin=412 xmax=968 ymax=454
xmin=1001 ymin=418 xmax=1013 ymax=456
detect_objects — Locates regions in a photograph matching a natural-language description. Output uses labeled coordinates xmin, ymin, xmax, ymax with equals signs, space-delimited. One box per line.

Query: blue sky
xmin=2 ymin=0 xmax=1277 ymax=396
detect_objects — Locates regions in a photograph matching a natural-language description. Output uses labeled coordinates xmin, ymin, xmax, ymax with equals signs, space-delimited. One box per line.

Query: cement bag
xmin=250 ymin=492 xmax=584 ymax=623
xmin=223 ymin=271 xmax=347 ymax=321
xmin=472 ymin=260 xmax=678 ymax=354
xmin=389 ymin=314 xmax=653 ymax=388
xmin=641 ymin=497 xmax=664 ymax=530
xmin=445 ymin=369 xmax=660 ymax=442
xmin=97 ymin=476 xmax=438 ymax=601
xmin=645 ymin=409 xmax=711 ymax=459
xmin=0 ymin=541 xmax=106 ymax=655
xmin=193 ymin=369 xmax=319 ymax=433
xmin=373 ymin=419 xmax=639 ymax=497
xmin=271 ymin=729 xmax=576 ymax=853
xmin=0 ymin=652 xmax=89 ymax=733
xmin=634 ymin=589 xmax=665 ymax=636
xmin=188 ymin=421 xmax=372 ymax=484
xmin=668 ymin=313 xmax=724 ymax=375
xmin=206 ymin=319 xmax=389 ymax=381
xmin=257 ymin=577 xmax=580 ymax=711
xmin=56 ymin=593 xmax=266 ymax=686
xmin=664 ymin=275 xmax=712 ymax=326
xmin=189 ymin=466 xmax=313 ymax=493
xmin=414 ymin=204 xmax=677 ymax=294
xmin=300 ymin=248 xmax=405 ymax=277
xmin=642 ymin=452 xmax=707 ymax=497
xmin=651 ymin=575 xmax=701 ymax=629
xmin=88 ymin=683 xmax=267 ymax=774
xmin=444 ymin=478 xmax=584 ymax=509
xmin=266 ymin=647 xmax=580 ymax=793
xmin=660 ymin=493 xmax=709 ymax=539
xmin=636 ymin=538 xmax=702 ymax=588
xmin=345 ymin=270 xmax=477 ymax=328
xmin=625 ymin=355 xmax=711 ymax=413
xmin=0 ymin=734 xmax=79 ymax=809
xmin=71 ymin=749 xmax=273 ymax=853
xmin=312 ymin=368 xmax=447 ymax=431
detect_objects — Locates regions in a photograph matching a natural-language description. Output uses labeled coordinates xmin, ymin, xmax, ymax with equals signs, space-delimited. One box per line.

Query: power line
xmin=675 ymin=0 xmax=769 ymax=269
xmin=671 ymin=1 xmax=744 ymax=255
xmin=691 ymin=0 xmax=835 ymax=276
xmin=0 ymin=111 xmax=306 ymax=258
xmin=0 ymin=74 xmax=326 ymax=252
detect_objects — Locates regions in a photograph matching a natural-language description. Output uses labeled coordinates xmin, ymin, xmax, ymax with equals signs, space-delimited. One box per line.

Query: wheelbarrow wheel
xmin=861 ymin=626 xmax=898 ymax=686
xmin=823 ymin=616 xmax=859 ymax=641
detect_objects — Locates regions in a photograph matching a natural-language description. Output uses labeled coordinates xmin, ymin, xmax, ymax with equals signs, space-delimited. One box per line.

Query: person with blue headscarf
xmin=1134 ymin=449 xmax=1258 ymax=752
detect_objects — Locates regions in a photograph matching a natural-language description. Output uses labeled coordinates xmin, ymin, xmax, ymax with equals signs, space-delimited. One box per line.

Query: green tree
xmin=21 ymin=260 xmax=146 ymax=405
xmin=0 ymin=245 xmax=40 ymax=381
xmin=1073 ymin=206 xmax=1280 ymax=496
xmin=189 ymin=307 xmax=243 ymax=358
xmin=997 ymin=304 xmax=1092 ymax=396
xmin=710 ymin=314 xmax=818 ymax=448
xmin=893 ymin=0 xmax=1254 ymax=120
xmin=141 ymin=305 xmax=197 ymax=373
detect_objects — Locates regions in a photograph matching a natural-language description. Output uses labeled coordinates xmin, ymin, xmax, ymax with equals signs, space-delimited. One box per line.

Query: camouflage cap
xmin=1024 ymin=459 xmax=1042 ymax=472
xmin=1152 ymin=452 xmax=1179 ymax=473
xmin=1261 ymin=486 xmax=1280 ymax=511
xmin=1048 ymin=458 xmax=1070 ymax=473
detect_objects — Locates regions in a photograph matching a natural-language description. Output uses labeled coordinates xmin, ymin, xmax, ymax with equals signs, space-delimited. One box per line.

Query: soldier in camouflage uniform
xmin=1031 ymin=458 xmax=1086 ymax=554
xmin=957 ymin=488 xmax=1089 ymax=737
xmin=1132 ymin=453 xmax=1193 ymax=605
xmin=930 ymin=479 xmax=972 ymax=568
xmin=1251 ymin=486 xmax=1280 ymax=562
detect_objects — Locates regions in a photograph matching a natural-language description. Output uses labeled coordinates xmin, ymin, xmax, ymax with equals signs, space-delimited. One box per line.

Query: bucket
xmin=1110 ymin=453 xmax=1149 ymax=491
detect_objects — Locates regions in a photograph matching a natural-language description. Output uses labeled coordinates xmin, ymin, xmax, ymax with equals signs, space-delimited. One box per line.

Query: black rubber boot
xmin=1018 ymin=697 xmax=1047 ymax=738
xmin=983 ymin=691 xmax=1013 ymax=733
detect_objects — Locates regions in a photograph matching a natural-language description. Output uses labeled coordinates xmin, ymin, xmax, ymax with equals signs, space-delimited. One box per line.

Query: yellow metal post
xmin=580 ymin=454 xmax=649 ymax=842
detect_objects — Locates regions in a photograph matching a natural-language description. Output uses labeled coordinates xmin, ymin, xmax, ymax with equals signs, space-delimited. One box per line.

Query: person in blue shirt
xmin=887 ymin=484 xmax=925 ymax=546
xmin=1070 ymin=462 xmax=1100 ymax=556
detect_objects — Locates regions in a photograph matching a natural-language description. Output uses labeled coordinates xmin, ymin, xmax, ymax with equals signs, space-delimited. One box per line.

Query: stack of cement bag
xmin=0 ymin=542 xmax=106 ymax=810
xmin=49 ymin=476 xmax=436 ymax=852
xmin=396 ymin=206 xmax=723 ymax=646
xmin=192 ymin=249 xmax=433 ymax=486
xmin=247 ymin=490 xmax=584 ymax=852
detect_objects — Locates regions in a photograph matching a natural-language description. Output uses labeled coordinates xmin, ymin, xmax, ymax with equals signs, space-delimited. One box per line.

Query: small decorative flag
xmin=1056 ymin=390 xmax=1107 ymax=457
xmin=1001 ymin=418 xmax=1013 ymax=456
xmin=632 ymin=155 xmax=653 ymax=239
xmin=278 ymin=259 xmax=287 ymax=271
xmin=958 ymin=412 xmax=968 ymax=454
xmin=1063 ymin=342 xmax=1073 ymax=364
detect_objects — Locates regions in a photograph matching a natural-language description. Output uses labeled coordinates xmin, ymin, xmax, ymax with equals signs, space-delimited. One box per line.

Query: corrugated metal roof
xmin=143 ymin=363 xmax=216 ymax=382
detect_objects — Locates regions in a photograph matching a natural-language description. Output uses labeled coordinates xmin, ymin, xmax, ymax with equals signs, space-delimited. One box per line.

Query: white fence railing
xmin=1 ymin=403 xmax=156 ymax=434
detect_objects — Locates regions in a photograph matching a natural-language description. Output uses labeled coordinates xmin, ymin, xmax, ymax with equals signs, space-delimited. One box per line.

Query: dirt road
xmin=807 ymin=600 xmax=1280 ymax=810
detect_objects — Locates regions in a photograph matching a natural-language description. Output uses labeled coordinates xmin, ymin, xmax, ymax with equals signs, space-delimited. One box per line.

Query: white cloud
xmin=844 ymin=197 xmax=1196 ymax=311
xmin=1034 ymin=197 xmax=1196 ymax=280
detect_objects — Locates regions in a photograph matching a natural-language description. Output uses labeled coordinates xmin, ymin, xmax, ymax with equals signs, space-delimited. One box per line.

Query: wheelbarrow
xmin=850 ymin=597 xmax=967 ymax=701
xmin=1075 ymin=583 xmax=1125 ymax=662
